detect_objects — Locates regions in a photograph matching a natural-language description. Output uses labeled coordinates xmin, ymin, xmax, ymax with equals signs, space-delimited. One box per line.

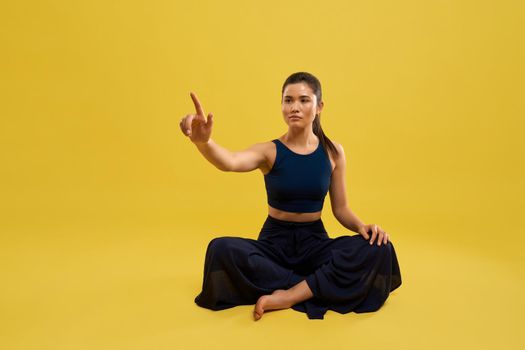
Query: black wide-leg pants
xmin=194 ymin=215 xmax=402 ymax=319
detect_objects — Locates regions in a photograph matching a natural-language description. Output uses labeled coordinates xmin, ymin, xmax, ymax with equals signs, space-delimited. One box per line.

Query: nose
xmin=291 ymin=101 xmax=300 ymax=112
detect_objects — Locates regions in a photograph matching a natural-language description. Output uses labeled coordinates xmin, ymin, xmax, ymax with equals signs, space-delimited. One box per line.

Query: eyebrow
xmin=284 ymin=95 xmax=311 ymax=98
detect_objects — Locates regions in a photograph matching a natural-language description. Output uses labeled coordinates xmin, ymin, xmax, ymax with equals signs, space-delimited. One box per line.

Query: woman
xmin=179 ymin=72 xmax=402 ymax=320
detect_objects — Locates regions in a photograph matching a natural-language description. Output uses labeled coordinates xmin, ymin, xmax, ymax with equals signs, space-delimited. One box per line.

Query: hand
xmin=358 ymin=224 xmax=390 ymax=246
xmin=179 ymin=92 xmax=214 ymax=144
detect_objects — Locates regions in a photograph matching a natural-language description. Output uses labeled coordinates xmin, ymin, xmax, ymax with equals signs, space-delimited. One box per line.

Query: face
xmin=281 ymin=82 xmax=323 ymax=128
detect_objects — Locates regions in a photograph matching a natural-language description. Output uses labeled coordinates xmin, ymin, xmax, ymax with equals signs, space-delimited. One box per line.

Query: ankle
xmin=280 ymin=290 xmax=297 ymax=307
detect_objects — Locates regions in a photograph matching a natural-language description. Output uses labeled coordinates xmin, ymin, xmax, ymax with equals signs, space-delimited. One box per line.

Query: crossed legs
xmin=196 ymin=234 xmax=398 ymax=320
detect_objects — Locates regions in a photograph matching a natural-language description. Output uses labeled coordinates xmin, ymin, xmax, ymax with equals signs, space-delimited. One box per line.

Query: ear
xmin=317 ymin=100 xmax=324 ymax=115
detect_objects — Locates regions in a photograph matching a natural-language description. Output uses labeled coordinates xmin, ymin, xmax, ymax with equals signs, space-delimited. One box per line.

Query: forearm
xmin=194 ymin=138 xmax=234 ymax=171
xmin=333 ymin=206 xmax=366 ymax=233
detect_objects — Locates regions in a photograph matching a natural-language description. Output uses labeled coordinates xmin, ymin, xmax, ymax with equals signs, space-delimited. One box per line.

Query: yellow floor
xmin=1 ymin=216 xmax=523 ymax=350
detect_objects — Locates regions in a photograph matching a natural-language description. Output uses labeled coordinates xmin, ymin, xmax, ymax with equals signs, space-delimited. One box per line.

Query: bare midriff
xmin=268 ymin=205 xmax=322 ymax=222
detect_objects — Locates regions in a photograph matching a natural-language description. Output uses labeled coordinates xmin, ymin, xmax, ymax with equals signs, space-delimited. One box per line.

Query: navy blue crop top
xmin=264 ymin=139 xmax=332 ymax=213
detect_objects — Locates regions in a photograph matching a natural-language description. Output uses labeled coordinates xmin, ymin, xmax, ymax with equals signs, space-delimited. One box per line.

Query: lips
xmin=289 ymin=115 xmax=301 ymax=120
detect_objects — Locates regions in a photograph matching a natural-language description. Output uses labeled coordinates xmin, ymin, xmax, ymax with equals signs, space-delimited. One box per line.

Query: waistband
xmin=265 ymin=214 xmax=323 ymax=227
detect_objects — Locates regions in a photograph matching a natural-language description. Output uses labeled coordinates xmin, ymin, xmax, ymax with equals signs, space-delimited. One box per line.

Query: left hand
xmin=358 ymin=224 xmax=390 ymax=246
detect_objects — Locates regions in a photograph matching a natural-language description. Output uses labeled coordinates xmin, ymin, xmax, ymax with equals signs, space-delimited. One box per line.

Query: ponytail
xmin=313 ymin=113 xmax=339 ymax=158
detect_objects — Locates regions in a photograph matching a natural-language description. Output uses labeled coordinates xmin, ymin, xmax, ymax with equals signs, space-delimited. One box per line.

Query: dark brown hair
xmin=281 ymin=72 xmax=339 ymax=157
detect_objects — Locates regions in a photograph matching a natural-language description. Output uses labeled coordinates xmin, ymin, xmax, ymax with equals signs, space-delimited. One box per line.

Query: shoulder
xmin=250 ymin=140 xmax=277 ymax=175
xmin=331 ymin=140 xmax=345 ymax=155
xmin=244 ymin=140 xmax=277 ymax=164
xmin=247 ymin=140 xmax=276 ymax=153
xmin=327 ymin=140 xmax=346 ymax=170
xmin=327 ymin=140 xmax=345 ymax=159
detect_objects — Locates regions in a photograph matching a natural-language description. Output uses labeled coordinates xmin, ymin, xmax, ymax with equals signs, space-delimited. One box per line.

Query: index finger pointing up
xmin=190 ymin=92 xmax=204 ymax=116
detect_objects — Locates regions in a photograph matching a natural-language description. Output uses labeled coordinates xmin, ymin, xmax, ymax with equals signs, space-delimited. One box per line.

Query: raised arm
xmin=179 ymin=92 xmax=268 ymax=172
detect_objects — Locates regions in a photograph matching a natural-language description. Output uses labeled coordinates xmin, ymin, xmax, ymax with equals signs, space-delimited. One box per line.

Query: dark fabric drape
xmin=195 ymin=215 xmax=402 ymax=319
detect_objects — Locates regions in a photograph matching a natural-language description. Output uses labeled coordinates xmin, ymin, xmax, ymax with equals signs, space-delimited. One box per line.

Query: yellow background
xmin=1 ymin=0 xmax=524 ymax=349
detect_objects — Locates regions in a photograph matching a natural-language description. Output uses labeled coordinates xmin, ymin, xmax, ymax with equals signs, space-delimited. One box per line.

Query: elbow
xmin=332 ymin=205 xmax=349 ymax=219
xmin=216 ymin=164 xmax=233 ymax=172
xmin=216 ymin=160 xmax=235 ymax=172
xmin=218 ymin=153 xmax=237 ymax=172
xmin=332 ymin=206 xmax=341 ymax=221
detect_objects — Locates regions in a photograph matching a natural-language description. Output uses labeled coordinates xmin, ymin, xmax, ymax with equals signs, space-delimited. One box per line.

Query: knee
xmin=207 ymin=237 xmax=237 ymax=259
xmin=366 ymin=239 xmax=393 ymax=258
xmin=208 ymin=236 xmax=231 ymax=251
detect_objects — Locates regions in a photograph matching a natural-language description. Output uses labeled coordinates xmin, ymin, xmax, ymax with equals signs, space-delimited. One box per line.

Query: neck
xmin=284 ymin=125 xmax=318 ymax=147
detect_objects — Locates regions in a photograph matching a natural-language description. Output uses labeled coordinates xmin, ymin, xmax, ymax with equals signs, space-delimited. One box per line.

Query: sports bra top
xmin=264 ymin=139 xmax=332 ymax=213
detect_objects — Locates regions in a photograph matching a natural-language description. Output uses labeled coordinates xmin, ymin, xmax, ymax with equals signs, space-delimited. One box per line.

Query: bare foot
xmin=253 ymin=289 xmax=293 ymax=321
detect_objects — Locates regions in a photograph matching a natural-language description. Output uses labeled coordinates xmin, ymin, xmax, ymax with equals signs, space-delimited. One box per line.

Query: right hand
xmin=179 ymin=92 xmax=214 ymax=144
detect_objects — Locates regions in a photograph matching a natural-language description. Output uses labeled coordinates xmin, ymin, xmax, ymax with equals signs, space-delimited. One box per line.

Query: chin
xmin=287 ymin=123 xmax=306 ymax=129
